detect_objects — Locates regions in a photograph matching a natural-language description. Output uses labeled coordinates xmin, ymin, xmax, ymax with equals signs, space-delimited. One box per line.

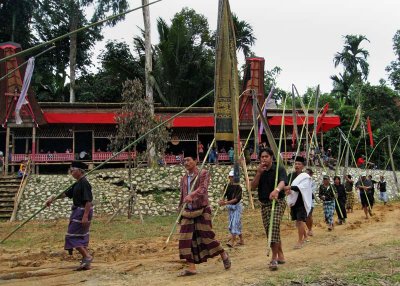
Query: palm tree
xmin=333 ymin=35 xmax=370 ymax=82
xmin=232 ymin=14 xmax=256 ymax=58
xmin=330 ymin=71 xmax=355 ymax=104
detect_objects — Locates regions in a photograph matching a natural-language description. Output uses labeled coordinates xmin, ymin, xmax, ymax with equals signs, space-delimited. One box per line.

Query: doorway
xmin=74 ymin=131 xmax=93 ymax=160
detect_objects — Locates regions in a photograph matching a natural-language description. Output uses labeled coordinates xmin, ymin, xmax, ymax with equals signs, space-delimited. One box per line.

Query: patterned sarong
xmin=65 ymin=206 xmax=93 ymax=250
xmin=227 ymin=202 xmax=242 ymax=235
xmin=179 ymin=206 xmax=224 ymax=264
xmin=261 ymin=198 xmax=286 ymax=243
xmin=323 ymin=200 xmax=335 ymax=225
xmin=346 ymin=191 xmax=355 ymax=210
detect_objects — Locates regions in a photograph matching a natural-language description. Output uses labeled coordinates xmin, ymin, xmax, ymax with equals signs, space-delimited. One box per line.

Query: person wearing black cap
xmin=284 ymin=156 xmax=310 ymax=249
xmin=46 ymin=161 xmax=93 ymax=270
xmin=251 ymin=147 xmax=287 ymax=271
xmin=177 ymin=150 xmax=231 ymax=276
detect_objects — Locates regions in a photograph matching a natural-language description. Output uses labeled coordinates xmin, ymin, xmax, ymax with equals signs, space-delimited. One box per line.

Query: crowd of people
xmin=42 ymin=147 xmax=391 ymax=274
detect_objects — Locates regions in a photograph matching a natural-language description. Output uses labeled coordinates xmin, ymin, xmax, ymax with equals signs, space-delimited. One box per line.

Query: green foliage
xmin=386 ymin=30 xmax=400 ymax=91
xmin=232 ymin=13 xmax=257 ymax=58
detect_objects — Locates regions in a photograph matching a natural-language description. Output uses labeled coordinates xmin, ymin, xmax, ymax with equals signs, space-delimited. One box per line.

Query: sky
xmin=93 ymin=0 xmax=400 ymax=94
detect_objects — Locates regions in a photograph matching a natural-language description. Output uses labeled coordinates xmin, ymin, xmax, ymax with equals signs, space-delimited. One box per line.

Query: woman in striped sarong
xmin=219 ymin=170 xmax=244 ymax=247
xmin=178 ymin=152 xmax=231 ymax=277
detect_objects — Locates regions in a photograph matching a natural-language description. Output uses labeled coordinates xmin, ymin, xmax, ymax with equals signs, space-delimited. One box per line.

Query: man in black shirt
xmin=251 ymin=148 xmax=287 ymax=271
xmin=46 ymin=161 xmax=93 ymax=270
xmin=377 ymin=175 xmax=388 ymax=205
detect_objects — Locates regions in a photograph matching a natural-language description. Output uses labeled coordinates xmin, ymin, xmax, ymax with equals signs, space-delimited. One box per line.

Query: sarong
xmin=261 ymin=198 xmax=286 ymax=243
xmin=65 ymin=206 xmax=93 ymax=250
xmin=379 ymin=192 xmax=388 ymax=203
xmin=323 ymin=200 xmax=335 ymax=225
xmin=360 ymin=191 xmax=374 ymax=208
xmin=345 ymin=191 xmax=355 ymax=210
xmin=227 ymin=202 xmax=242 ymax=235
xmin=179 ymin=206 xmax=224 ymax=264
xmin=335 ymin=198 xmax=347 ymax=220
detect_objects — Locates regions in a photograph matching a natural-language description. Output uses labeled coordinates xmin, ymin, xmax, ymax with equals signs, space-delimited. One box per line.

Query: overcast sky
xmin=93 ymin=0 xmax=400 ymax=94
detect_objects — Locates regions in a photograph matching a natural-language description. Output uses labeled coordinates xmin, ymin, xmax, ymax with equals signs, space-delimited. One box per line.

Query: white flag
xmin=15 ymin=57 xmax=35 ymax=124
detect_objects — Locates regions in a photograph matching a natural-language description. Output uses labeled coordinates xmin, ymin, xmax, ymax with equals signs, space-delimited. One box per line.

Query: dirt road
xmin=0 ymin=203 xmax=399 ymax=286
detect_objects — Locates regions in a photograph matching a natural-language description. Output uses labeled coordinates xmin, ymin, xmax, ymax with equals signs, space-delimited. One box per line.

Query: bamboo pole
xmin=1 ymin=89 xmax=213 ymax=244
xmin=266 ymin=96 xmax=287 ymax=257
xmin=387 ymin=136 xmax=400 ymax=194
xmin=241 ymin=157 xmax=254 ymax=209
xmin=10 ymin=160 xmax=31 ymax=222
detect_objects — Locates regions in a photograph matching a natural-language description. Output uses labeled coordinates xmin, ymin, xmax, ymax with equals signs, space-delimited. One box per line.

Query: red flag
xmin=366 ymin=116 xmax=374 ymax=147
xmin=316 ymin=103 xmax=329 ymax=133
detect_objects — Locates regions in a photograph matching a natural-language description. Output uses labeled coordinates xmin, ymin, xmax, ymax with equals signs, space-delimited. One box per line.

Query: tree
xmin=154 ymin=8 xmax=215 ymax=106
xmin=386 ymin=30 xmax=400 ymax=91
xmin=113 ymin=79 xmax=170 ymax=166
xmin=0 ymin=0 xmax=37 ymax=48
xmin=232 ymin=13 xmax=256 ymax=58
xmin=331 ymin=35 xmax=370 ymax=104
xmin=33 ymin=0 xmax=129 ymax=103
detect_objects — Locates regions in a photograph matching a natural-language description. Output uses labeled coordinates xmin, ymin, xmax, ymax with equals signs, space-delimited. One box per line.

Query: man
xmin=318 ymin=175 xmax=336 ymax=231
xmin=333 ymin=176 xmax=347 ymax=224
xmin=219 ymin=169 xmax=244 ymax=248
xmin=197 ymin=141 xmax=204 ymax=161
xmin=377 ymin=175 xmax=388 ymax=205
xmin=178 ymin=151 xmax=230 ymax=276
xmin=46 ymin=161 xmax=93 ymax=270
xmin=251 ymin=147 xmax=287 ymax=271
xmin=305 ymin=168 xmax=316 ymax=236
xmin=356 ymin=174 xmax=374 ymax=219
xmin=284 ymin=156 xmax=313 ymax=249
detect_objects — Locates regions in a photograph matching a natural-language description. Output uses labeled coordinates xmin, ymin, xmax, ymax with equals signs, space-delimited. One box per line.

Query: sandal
xmin=222 ymin=253 xmax=231 ymax=270
xmin=277 ymin=260 xmax=286 ymax=265
xmin=269 ymin=260 xmax=278 ymax=271
xmin=75 ymin=257 xmax=93 ymax=271
xmin=177 ymin=269 xmax=197 ymax=277
xmin=226 ymin=241 xmax=235 ymax=248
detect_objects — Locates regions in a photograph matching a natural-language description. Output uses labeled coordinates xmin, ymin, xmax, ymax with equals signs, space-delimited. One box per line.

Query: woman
xmin=318 ymin=175 xmax=336 ymax=231
xmin=219 ymin=170 xmax=244 ymax=247
xmin=333 ymin=176 xmax=347 ymax=224
xmin=344 ymin=175 xmax=355 ymax=213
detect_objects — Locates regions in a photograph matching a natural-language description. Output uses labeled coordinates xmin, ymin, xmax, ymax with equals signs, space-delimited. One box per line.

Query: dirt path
xmin=0 ymin=204 xmax=399 ymax=286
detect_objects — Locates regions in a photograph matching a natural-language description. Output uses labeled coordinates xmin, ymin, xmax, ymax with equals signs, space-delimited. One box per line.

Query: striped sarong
xmin=65 ymin=206 xmax=93 ymax=250
xmin=346 ymin=191 xmax=355 ymax=210
xmin=261 ymin=198 xmax=286 ymax=243
xmin=227 ymin=202 xmax=242 ymax=235
xmin=179 ymin=206 xmax=224 ymax=264
xmin=323 ymin=200 xmax=335 ymax=225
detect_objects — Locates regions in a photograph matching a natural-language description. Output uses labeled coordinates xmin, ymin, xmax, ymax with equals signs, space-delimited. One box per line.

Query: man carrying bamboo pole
xmin=177 ymin=151 xmax=231 ymax=277
xmin=356 ymin=174 xmax=374 ymax=219
xmin=45 ymin=161 xmax=93 ymax=270
xmin=251 ymin=148 xmax=287 ymax=271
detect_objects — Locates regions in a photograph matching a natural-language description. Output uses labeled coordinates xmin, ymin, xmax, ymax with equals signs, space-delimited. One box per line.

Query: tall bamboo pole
xmin=387 ymin=136 xmax=400 ymax=194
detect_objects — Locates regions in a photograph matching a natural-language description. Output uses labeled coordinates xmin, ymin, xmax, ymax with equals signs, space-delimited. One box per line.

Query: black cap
xmin=71 ymin=161 xmax=88 ymax=170
xmin=183 ymin=149 xmax=197 ymax=160
xmin=294 ymin=156 xmax=305 ymax=164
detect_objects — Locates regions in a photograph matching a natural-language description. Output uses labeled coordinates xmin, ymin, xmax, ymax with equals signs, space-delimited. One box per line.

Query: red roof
xmin=43 ymin=112 xmax=340 ymax=131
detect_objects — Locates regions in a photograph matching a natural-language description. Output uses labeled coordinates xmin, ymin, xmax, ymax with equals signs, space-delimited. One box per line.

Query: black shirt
xmin=257 ymin=164 xmax=287 ymax=203
xmin=378 ymin=181 xmax=387 ymax=192
xmin=333 ymin=183 xmax=346 ymax=201
xmin=224 ymin=184 xmax=242 ymax=204
xmin=65 ymin=177 xmax=93 ymax=207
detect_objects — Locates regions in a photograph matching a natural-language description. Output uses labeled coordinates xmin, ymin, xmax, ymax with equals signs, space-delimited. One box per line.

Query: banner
xmin=366 ymin=116 xmax=374 ymax=147
xmin=15 ymin=57 xmax=35 ymax=124
xmin=316 ymin=103 xmax=329 ymax=133
xmin=214 ymin=0 xmax=239 ymax=141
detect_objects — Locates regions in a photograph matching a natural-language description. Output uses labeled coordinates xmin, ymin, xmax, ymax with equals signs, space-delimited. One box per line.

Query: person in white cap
xmin=219 ymin=169 xmax=244 ymax=247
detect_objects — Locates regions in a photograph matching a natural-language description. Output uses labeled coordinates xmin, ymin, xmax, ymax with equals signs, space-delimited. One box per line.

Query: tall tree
xmin=232 ymin=13 xmax=256 ymax=58
xmin=0 ymin=0 xmax=37 ymax=48
xmin=154 ymin=8 xmax=215 ymax=106
xmin=332 ymin=34 xmax=370 ymax=104
xmin=33 ymin=0 xmax=129 ymax=103
xmin=386 ymin=30 xmax=400 ymax=91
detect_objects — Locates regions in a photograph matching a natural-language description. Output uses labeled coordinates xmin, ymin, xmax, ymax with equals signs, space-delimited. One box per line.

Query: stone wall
xmin=16 ymin=165 xmax=399 ymax=220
